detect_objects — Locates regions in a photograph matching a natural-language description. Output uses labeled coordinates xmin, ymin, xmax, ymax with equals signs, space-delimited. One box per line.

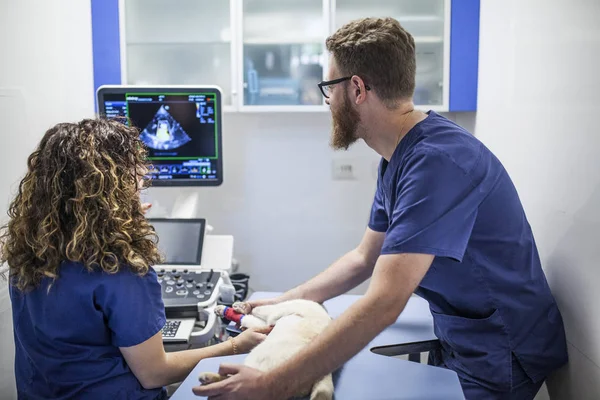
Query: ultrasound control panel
xmin=157 ymin=268 xmax=220 ymax=318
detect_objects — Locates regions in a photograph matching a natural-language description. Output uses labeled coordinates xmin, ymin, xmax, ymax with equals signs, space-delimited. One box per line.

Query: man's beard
xmin=330 ymin=93 xmax=361 ymax=150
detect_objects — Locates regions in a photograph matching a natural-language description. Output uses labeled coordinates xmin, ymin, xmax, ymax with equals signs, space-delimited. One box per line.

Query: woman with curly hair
xmin=1 ymin=118 xmax=268 ymax=399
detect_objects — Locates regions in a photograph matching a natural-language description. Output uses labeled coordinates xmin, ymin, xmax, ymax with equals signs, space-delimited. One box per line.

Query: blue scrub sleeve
xmin=96 ymin=267 xmax=166 ymax=348
xmin=381 ymin=150 xmax=480 ymax=262
xmin=368 ymin=165 xmax=389 ymax=232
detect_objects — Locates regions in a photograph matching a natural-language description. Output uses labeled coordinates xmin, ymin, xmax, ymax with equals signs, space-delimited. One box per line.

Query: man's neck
xmin=362 ymin=102 xmax=427 ymax=161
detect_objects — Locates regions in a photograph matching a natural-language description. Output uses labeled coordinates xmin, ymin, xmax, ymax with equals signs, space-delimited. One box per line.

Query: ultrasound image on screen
xmin=126 ymin=94 xmax=217 ymax=159
xmin=139 ymin=105 xmax=192 ymax=150
xmin=99 ymin=89 xmax=222 ymax=185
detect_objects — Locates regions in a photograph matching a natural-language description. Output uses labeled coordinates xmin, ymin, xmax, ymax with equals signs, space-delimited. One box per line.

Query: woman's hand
xmin=230 ymin=326 xmax=272 ymax=354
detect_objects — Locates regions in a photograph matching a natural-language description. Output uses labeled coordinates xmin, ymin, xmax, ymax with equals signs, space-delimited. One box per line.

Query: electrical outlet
xmin=332 ymin=159 xmax=357 ymax=180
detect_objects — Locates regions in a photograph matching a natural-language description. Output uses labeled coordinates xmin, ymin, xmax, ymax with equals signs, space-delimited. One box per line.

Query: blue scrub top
xmin=369 ymin=111 xmax=568 ymax=391
xmin=10 ymin=261 xmax=167 ymax=399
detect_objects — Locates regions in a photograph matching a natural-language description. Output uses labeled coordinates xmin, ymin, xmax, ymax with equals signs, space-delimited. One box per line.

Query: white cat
xmin=199 ymin=299 xmax=334 ymax=400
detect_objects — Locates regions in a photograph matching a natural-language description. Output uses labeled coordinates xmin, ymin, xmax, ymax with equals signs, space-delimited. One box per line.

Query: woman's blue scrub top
xmin=369 ymin=111 xmax=568 ymax=391
xmin=10 ymin=262 xmax=167 ymax=399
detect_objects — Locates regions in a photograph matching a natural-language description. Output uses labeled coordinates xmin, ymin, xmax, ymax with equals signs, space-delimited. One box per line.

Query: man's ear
xmin=352 ymin=76 xmax=367 ymax=105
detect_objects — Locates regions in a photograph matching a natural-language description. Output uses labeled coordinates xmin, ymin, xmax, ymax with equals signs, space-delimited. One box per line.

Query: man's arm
xmin=267 ymin=252 xmax=434 ymax=397
xmin=251 ymin=228 xmax=385 ymax=308
xmin=192 ymin=252 xmax=434 ymax=399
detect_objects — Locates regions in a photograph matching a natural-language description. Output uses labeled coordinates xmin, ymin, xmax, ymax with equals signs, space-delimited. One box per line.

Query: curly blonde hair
xmin=0 ymin=118 xmax=163 ymax=291
xmin=326 ymin=17 xmax=416 ymax=108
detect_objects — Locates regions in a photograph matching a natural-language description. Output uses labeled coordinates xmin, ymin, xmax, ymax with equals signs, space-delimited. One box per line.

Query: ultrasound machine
xmin=96 ymin=85 xmax=236 ymax=346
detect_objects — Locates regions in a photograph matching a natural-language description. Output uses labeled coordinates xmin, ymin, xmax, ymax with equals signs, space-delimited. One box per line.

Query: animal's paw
xmin=232 ymin=301 xmax=251 ymax=315
xmin=198 ymin=372 xmax=226 ymax=385
xmin=214 ymin=305 xmax=226 ymax=317
xmin=239 ymin=314 xmax=269 ymax=329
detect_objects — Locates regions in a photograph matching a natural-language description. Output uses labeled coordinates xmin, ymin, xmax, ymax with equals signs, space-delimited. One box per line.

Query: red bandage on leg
xmin=222 ymin=306 xmax=244 ymax=325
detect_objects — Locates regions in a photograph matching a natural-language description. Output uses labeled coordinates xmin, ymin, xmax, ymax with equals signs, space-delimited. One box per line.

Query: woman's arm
xmin=120 ymin=327 xmax=270 ymax=389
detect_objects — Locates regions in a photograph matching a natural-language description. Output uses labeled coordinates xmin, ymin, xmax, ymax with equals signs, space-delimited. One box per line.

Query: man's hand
xmin=192 ymin=364 xmax=283 ymax=400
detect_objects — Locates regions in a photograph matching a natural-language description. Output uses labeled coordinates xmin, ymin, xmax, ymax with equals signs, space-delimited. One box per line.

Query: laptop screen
xmin=149 ymin=219 xmax=205 ymax=265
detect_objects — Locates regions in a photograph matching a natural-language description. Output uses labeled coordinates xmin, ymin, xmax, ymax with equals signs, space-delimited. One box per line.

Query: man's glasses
xmin=317 ymin=76 xmax=371 ymax=98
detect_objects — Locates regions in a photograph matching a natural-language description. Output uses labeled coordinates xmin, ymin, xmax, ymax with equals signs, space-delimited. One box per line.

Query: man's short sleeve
xmin=96 ymin=267 xmax=166 ymax=347
xmin=368 ymin=163 xmax=389 ymax=232
xmin=382 ymin=150 xmax=482 ymax=262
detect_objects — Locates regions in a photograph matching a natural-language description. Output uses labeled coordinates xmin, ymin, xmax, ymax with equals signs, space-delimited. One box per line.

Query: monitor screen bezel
xmin=148 ymin=218 xmax=207 ymax=266
xmin=96 ymin=85 xmax=223 ymax=187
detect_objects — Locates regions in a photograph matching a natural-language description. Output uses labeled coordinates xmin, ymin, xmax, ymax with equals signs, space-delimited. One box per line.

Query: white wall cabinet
xmin=92 ymin=0 xmax=480 ymax=112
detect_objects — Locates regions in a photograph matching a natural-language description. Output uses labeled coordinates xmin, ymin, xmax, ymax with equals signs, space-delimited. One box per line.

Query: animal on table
xmin=200 ymin=299 xmax=334 ymax=400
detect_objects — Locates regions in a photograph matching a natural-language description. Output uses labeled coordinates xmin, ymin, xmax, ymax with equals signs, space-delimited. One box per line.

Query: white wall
xmin=476 ymin=0 xmax=600 ymax=398
xmin=144 ymin=112 xmax=382 ymax=294
xmin=0 ymin=1 xmax=96 ymax=397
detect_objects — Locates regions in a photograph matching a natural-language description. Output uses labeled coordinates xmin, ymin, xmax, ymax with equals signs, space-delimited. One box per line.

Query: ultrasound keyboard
xmin=162 ymin=320 xmax=181 ymax=337
xmin=157 ymin=268 xmax=220 ymax=318
xmin=161 ymin=318 xmax=196 ymax=343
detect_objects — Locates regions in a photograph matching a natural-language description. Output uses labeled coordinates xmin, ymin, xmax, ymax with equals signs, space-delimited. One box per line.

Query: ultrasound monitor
xmin=149 ymin=218 xmax=206 ymax=266
xmin=96 ymin=86 xmax=223 ymax=186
